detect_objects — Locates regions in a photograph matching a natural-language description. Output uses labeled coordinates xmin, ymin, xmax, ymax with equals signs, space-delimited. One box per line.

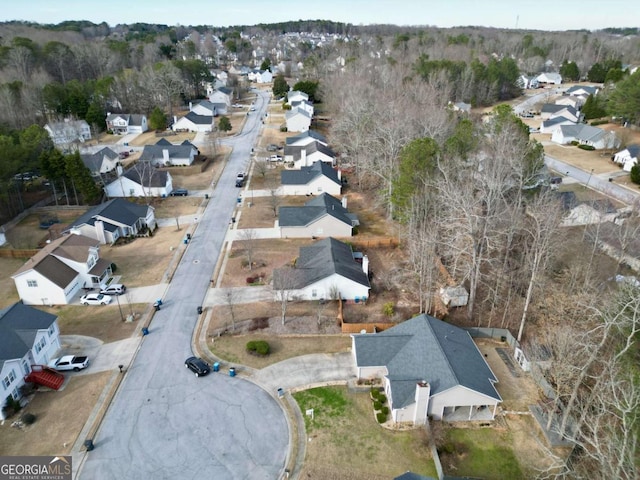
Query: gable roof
xmin=274 ymin=237 xmax=369 ymax=290
xmin=194 ymin=100 xmax=216 ymax=111
xmin=287 ymin=90 xmax=309 ymax=101
xmin=281 ymin=161 xmax=340 ymax=186
xmin=217 ymin=86 xmax=233 ymax=95
xmin=278 ymin=193 xmax=357 ymax=228
xmin=139 ymin=140 xmax=197 ymax=162
xmin=558 ymin=124 xmax=607 ymax=143
xmin=284 ymin=141 xmax=335 ymax=161
xmin=71 ymin=198 xmax=151 ymax=230
xmin=122 ymin=167 xmax=169 ymax=188
xmin=285 ymin=107 xmax=311 ymax=121
xmin=617 ymin=144 xmax=640 ymax=158
xmin=0 ymin=303 xmax=57 ymax=364
xmin=353 ymin=315 xmax=501 ymax=408
xmin=542 ymin=116 xmax=575 ymax=129
xmin=81 ymin=147 xmax=119 ymax=172
xmin=285 ymin=130 xmax=327 ymax=146
xmin=180 ymin=111 xmax=213 ymax=125
xmin=565 ymin=85 xmax=598 ymax=96
xmin=541 ymin=104 xmax=573 ymax=114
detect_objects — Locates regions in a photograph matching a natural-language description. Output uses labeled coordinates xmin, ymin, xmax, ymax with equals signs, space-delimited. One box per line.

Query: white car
xmin=48 ymin=355 xmax=89 ymax=372
xmin=80 ymin=293 xmax=112 ymax=305
xmin=100 ymin=284 xmax=127 ymax=296
xmin=232 ymin=103 xmax=242 ymax=108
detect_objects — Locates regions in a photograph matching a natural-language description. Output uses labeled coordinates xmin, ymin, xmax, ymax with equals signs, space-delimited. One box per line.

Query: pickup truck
xmin=48 ymin=355 xmax=90 ymax=372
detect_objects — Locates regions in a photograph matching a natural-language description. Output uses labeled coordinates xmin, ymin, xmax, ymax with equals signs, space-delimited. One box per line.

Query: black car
xmin=170 ymin=188 xmax=188 ymax=197
xmin=185 ymin=356 xmax=210 ymax=377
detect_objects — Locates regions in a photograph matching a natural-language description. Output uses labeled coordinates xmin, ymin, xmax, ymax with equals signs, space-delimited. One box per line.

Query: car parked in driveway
xmin=170 ymin=188 xmax=189 ymax=196
xmin=48 ymin=355 xmax=89 ymax=372
xmin=80 ymin=293 xmax=112 ymax=305
xmin=185 ymin=357 xmax=210 ymax=377
xmin=100 ymin=284 xmax=126 ymax=296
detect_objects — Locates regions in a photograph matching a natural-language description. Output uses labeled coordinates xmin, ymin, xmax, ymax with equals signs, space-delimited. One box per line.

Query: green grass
xmin=442 ymin=428 xmax=524 ymax=480
xmin=294 ymin=387 xmax=348 ymax=431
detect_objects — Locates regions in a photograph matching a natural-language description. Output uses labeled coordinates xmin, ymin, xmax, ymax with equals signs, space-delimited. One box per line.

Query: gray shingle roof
xmin=353 ymin=315 xmax=501 ymax=408
xmin=565 ymin=85 xmax=598 ymax=96
xmin=139 ymin=139 xmax=197 ymax=163
xmin=0 ymin=303 xmax=57 ymax=366
xmin=285 ymin=107 xmax=311 ymax=120
xmin=81 ymin=147 xmax=118 ymax=172
xmin=542 ymin=104 xmax=576 ymax=115
xmin=284 ymin=141 xmax=335 ymax=161
xmin=281 ymin=161 xmax=340 ymax=186
xmin=122 ymin=168 xmax=169 ymax=188
xmin=278 ymin=193 xmax=357 ymax=228
xmin=183 ymin=111 xmax=213 ymax=125
xmin=71 ymin=198 xmax=151 ymax=230
xmin=285 ymin=130 xmax=327 ymax=145
xmin=559 ymin=124 xmax=606 ymax=143
xmin=273 ymin=237 xmax=370 ymax=290
xmin=542 ymin=116 xmax=575 ymax=129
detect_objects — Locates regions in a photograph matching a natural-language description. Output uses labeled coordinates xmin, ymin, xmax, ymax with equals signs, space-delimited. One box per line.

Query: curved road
xmin=79 ymin=90 xmax=290 ymax=480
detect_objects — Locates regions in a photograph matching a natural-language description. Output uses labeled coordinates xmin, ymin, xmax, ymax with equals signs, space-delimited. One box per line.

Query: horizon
xmin=1 ymin=0 xmax=639 ymax=32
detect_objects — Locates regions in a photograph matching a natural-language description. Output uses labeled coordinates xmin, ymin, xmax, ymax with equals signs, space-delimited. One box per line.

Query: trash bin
xmin=237 ymin=197 xmax=241 ymax=203
xmin=229 ymin=367 xmax=236 ymax=377
xmin=197 ymin=306 xmax=203 ymax=315
xmin=156 ymin=299 xmax=163 ymax=306
xmin=183 ymin=238 xmax=188 ymax=244
xmin=205 ymin=193 xmax=209 ymax=199
xmin=277 ymin=387 xmax=284 ymax=398
xmin=142 ymin=327 xmax=149 ymax=335
xmin=213 ymin=362 xmax=220 ymax=372
xmin=186 ymin=233 xmax=192 ymax=240
xmin=153 ymin=301 xmax=161 ymax=311
xmin=84 ymin=439 xmax=94 ymax=451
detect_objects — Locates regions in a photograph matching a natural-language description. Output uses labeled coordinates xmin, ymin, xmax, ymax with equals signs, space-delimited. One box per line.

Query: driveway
xmin=78 ymin=90 xmax=289 ymax=480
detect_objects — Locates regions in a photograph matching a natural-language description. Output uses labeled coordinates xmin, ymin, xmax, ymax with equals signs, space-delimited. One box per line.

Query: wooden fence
xmin=347 ymin=236 xmax=400 ymax=249
xmin=0 ymin=249 xmax=38 ymax=259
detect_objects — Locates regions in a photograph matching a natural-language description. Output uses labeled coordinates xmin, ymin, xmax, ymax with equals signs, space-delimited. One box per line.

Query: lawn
xmin=236 ymin=195 xmax=308 ymax=228
xmin=293 ymin=386 xmax=438 ymax=479
xmin=438 ymin=426 xmax=524 ymax=480
xmin=4 ymin=209 xmax=88 ymax=249
xmin=0 ymin=258 xmax=26 ymax=308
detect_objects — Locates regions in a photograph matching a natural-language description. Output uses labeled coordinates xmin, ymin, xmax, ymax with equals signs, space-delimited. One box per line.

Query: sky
xmin=1 ymin=0 xmax=638 ymax=31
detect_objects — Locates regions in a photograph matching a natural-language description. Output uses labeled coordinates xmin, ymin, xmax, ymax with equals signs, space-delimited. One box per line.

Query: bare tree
xmin=266 ymin=178 xmax=281 ymax=217
xmin=238 ymin=229 xmax=258 ymax=271
xmin=254 ymin=159 xmax=268 ymax=178
xmin=222 ymin=288 xmax=237 ymax=333
xmin=273 ymin=266 xmax=299 ymax=326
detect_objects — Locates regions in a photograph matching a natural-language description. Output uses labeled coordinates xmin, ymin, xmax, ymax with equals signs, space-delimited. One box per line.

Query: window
xmin=22 ymin=360 xmax=29 ymax=375
xmin=12 ymin=387 xmax=19 ymax=400
xmin=27 ymin=280 xmax=38 ymax=288
xmin=2 ymin=370 xmax=16 ymax=389
xmin=311 ymin=289 xmax=317 ymax=298
xmin=34 ymin=336 xmax=46 ymax=354
xmin=48 ymin=324 xmax=56 ymax=337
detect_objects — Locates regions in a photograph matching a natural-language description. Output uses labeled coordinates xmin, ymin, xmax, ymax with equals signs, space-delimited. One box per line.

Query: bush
xmin=373 ymin=400 xmax=382 ymax=411
xmin=2 ymin=396 xmax=21 ymax=418
xmin=376 ymin=412 xmax=387 ymax=423
xmin=382 ymin=302 xmax=395 ymax=317
xmin=370 ymin=387 xmax=380 ymax=399
xmin=246 ymin=340 xmax=270 ymax=356
xmin=381 ymin=406 xmax=389 ymax=415
xmin=590 ymin=119 xmax=608 ymax=126
xmin=280 ymin=126 xmax=288 ymax=132
xmin=578 ymin=144 xmax=596 ymax=151
xmin=248 ymin=317 xmax=269 ymax=331
xmin=21 ymin=412 xmax=36 ymax=425
xmin=570 ymin=140 xmax=579 ymax=146
xmin=378 ymin=394 xmax=387 ymax=404
xmin=110 ymin=262 xmax=117 ymax=273
xmin=630 ymin=164 xmax=640 ymax=185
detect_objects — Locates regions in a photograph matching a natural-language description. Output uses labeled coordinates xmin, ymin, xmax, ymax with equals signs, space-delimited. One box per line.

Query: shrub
xmin=246 ymin=340 xmax=270 ymax=356
xmin=373 ymin=400 xmax=382 ymax=411
xmin=280 ymin=126 xmax=288 ymax=132
xmin=570 ymin=140 xmax=579 ymax=146
xmin=2 ymin=396 xmax=21 ymax=418
xmin=248 ymin=317 xmax=269 ymax=331
xmin=370 ymin=387 xmax=380 ymax=399
xmin=376 ymin=412 xmax=387 ymax=423
xmin=630 ymin=164 xmax=640 ymax=185
xmin=590 ymin=119 xmax=608 ymax=126
xmin=110 ymin=262 xmax=117 ymax=273
xmin=21 ymin=412 xmax=36 ymax=425
xmin=378 ymin=394 xmax=387 ymax=404
xmin=578 ymin=144 xmax=596 ymax=151
xmin=381 ymin=406 xmax=389 ymax=415
xmin=382 ymin=302 xmax=395 ymax=317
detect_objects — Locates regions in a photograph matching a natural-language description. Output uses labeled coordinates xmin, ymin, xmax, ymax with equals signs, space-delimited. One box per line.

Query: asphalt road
xmin=79 ymin=90 xmax=289 ymax=480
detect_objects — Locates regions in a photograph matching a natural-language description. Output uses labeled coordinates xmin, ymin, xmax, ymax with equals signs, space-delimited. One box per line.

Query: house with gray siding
xmin=280 ymin=161 xmax=342 ymax=196
xmin=278 ymin=193 xmax=358 ymax=238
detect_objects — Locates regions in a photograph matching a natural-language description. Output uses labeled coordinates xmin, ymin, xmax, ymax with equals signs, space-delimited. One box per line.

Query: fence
xmin=340 ymin=322 xmax=395 ymax=334
xmin=348 ymin=236 xmax=399 ymax=249
xmin=0 ymin=249 xmax=38 ymax=259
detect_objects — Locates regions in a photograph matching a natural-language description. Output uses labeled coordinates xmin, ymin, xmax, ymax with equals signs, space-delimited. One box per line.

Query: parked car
xmin=266 ymin=144 xmax=281 ymax=152
xmin=185 ymin=357 xmax=210 ymax=377
xmin=100 ymin=284 xmax=127 ymax=296
xmin=170 ymin=188 xmax=189 ymax=196
xmin=80 ymin=293 xmax=112 ymax=305
xmin=268 ymin=155 xmax=283 ymax=162
xmin=250 ymin=106 xmax=256 ymax=111
xmin=48 ymin=355 xmax=89 ymax=372
xmin=232 ymin=103 xmax=242 ymax=108
xmin=236 ymin=172 xmax=246 ymax=187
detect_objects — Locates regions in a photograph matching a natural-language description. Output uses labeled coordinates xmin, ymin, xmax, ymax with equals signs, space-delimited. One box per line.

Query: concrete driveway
xmin=79 ymin=90 xmax=289 ymax=480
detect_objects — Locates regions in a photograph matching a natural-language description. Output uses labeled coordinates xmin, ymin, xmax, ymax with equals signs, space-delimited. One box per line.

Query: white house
xmin=352 ymin=314 xmax=502 ymax=424
xmin=0 ymin=303 xmax=61 ymax=418
xmin=536 ymin=72 xmax=562 ymax=85
xmin=12 ymin=234 xmax=113 ymax=305
xmin=81 ymin=147 xmax=120 ymax=176
xmin=209 ymin=86 xmax=233 ymax=106
xmin=190 ymin=100 xmax=217 ymax=117
xmin=613 ymin=145 xmax=640 ymax=172
xmin=104 ymin=168 xmax=173 ymax=198
xmin=284 ymin=141 xmax=336 ymax=168
xmin=285 ymin=130 xmax=328 ymax=148
xmin=69 ymin=198 xmax=156 ymax=244
xmin=565 ymin=85 xmax=598 ymax=97
xmin=279 ymin=193 xmax=358 ymax=239
xmin=285 ymin=107 xmax=312 ymax=133
xmin=140 ymin=139 xmax=198 ymax=167
xmin=44 ymin=119 xmax=91 ymax=149
xmin=172 ymin=112 xmax=214 ymax=133
xmin=554 ymin=96 xmax=581 ymax=109
xmin=552 ymin=124 xmax=619 ymax=150
xmin=541 ymin=104 xmax=579 ymax=122
xmin=280 ymin=161 xmax=342 ymax=196
xmin=540 ymin=116 xmax=576 ymax=135
xmin=290 ymin=99 xmax=314 ymax=116
xmin=273 ymin=237 xmax=370 ymax=301
xmin=248 ymin=69 xmax=273 ymax=83
xmin=287 ymin=90 xmax=309 ymax=104
xmin=106 ymin=113 xmax=148 ymax=135
xmin=517 ymin=75 xmax=539 ymax=89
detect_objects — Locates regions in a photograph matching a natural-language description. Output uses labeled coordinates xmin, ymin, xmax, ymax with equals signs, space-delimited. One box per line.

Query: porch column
xmin=469 ymin=406 xmax=474 ymax=420
xmin=492 ymin=403 xmax=497 ymax=419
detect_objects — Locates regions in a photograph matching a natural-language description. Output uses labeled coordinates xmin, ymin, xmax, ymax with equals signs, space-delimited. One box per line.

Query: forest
xmin=0 ymin=19 xmax=639 ymax=478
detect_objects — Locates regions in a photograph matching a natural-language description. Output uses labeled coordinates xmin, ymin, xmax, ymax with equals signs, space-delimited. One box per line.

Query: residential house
xmin=273 ymin=237 xmax=370 ymax=301
xmin=540 ymin=116 xmax=576 ymax=135
xmin=209 ymin=86 xmax=233 ymax=106
xmin=280 ymin=161 xmax=342 ymax=196
xmin=285 ymin=107 xmax=312 ymax=133
xmin=172 ymin=112 xmax=214 ymax=133
xmin=81 ymin=147 xmax=120 ymax=176
xmin=541 ymin=104 xmax=580 ymax=122
xmin=140 ymin=139 xmax=198 ymax=167
xmin=68 ymin=198 xmax=156 ymax=244
xmin=104 ymin=167 xmax=173 ymax=198
xmin=279 ymin=193 xmax=358 ymax=238
xmin=352 ymin=314 xmax=502 ymax=424
xmin=285 ymin=130 xmax=328 ymax=148
xmin=565 ymin=85 xmax=598 ymax=97
xmin=0 ymin=303 xmax=61 ymax=418
xmin=248 ymin=69 xmax=273 ymax=83
xmin=284 ymin=141 xmax=336 ymax=168
xmin=552 ymin=124 xmax=619 ymax=150
xmin=12 ymin=234 xmax=113 ymax=305
xmin=535 ymin=72 xmax=562 ymax=85
xmin=517 ymin=75 xmax=539 ymax=89
xmin=287 ymin=90 xmax=309 ymax=104
xmin=190 ymin=100 xmax=217 ymax=117
xmin=554 ymin=96 xmax=581 ymax=109
xmin=44 ymin=119 xmax=91 ymax=149
xmin=290 ymin=99 xmax=314 ymax=116
xmin=451 ymin=102 xmax=471 ymax=114
xmin=613 ymin=144 xmax=639 ymax=172
xmin=105 ymin=113 xmax=148 ymax=135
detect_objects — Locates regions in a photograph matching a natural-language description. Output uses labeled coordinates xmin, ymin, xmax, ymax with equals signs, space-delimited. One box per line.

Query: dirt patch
xmin=543 ymin=143 xmax=619 ymax=175
xmin=237 ymin=195 xmax=307 ymax=228
xmin=0 ymin=258 xmax=27 ymax=308
xmin=0 ymin=372 xmax=111 ymax=456
xmin=127 ymin=130 xmax=196 ymax=147
xmin=133 ymin=196 xmax=200 ymax=219
xmin=4 ymin=210 xmax=88 ymax=249
xmin=102 ymin=226 xmax=186 ymax=286
xmin=246 ymin=162 xmax=282 ymax=190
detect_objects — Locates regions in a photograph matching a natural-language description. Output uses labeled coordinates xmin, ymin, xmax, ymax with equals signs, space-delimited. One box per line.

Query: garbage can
xmin=197 ymin=306 xmax=203 ymax=315
xmin=183 ymin=238 xmax=188 ymax=244
xmin=213 ymin=362 xmax=220 ymax=372
xmin=277 ymin=387 xmax=284 ymax=398
xmin=186 ymin=233 xmax=192 ymax=240
xmin=229 ymin=367 xmax=236 ymax=377
xmin=84 ymin=439 xmax=94 ymax=451
xmin=205 ymin=193 xmax=209 ymax=199
xmin=153 ymin=302 xmax=161 ymax=311
xmin=142 ymin=327 xmax=149 ymax=335
xmin=156 ymin=299 xmax=163 ymax=306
